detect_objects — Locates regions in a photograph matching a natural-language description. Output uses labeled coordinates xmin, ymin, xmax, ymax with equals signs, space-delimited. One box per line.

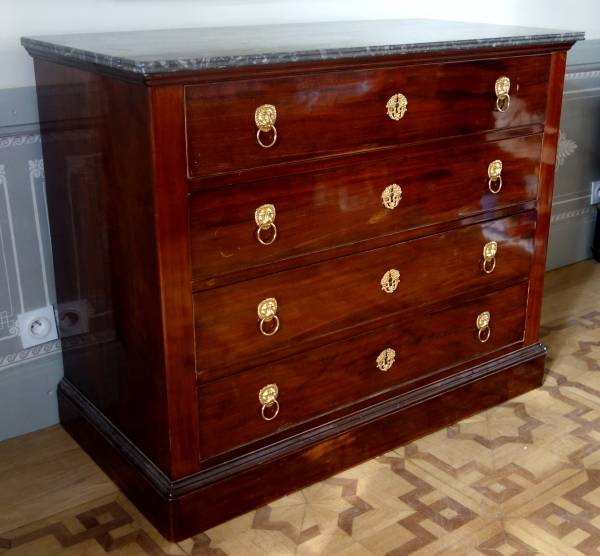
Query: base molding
xmin=59 ymin=343 xmax=546 ymax=542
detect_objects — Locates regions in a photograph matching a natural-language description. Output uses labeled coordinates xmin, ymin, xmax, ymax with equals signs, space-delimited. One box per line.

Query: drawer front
xmin=198 ymin=282 xmax=529 ymax=459
xmin=194 ymin=211 xmax=535 ymax=376
xmin=190 ymin=135 xmax=541 ymax=281
xmin=185 ymin=55 xmax=550 ymax=178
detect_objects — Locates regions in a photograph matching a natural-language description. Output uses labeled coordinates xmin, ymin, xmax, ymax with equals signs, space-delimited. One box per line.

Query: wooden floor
xmin=1 ymin=259 xmax=600 ymax=556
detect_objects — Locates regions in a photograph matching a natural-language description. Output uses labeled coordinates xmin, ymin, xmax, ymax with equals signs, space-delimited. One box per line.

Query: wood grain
xmin=194 ymin=211 xmax=536 ymax=379
xmin=185 ymin=55 xmax=551 ymax=178
xmin=149 ymin=86 xmax=201 ymax=477
xmin=34 ymin=59 xmax=176 ymax=475
xmin=58 ymin=343 xmax=546 ymax=541
xmin=198 ymin=282 xmax=529 ymax=458
xmin=30 ymin=31 xmax=574 ymax=542
xmin=188 ymin=124 xmax=545 ymax=192
xmin=524 ymin=51 xmax=568 ymax=345
xmin=190 ymin=134 xmax=542 ymax=281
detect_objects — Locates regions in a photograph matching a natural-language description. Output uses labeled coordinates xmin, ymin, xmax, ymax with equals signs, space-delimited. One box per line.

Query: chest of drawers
xmin=23 ymin=19 xmax=583 ymax=541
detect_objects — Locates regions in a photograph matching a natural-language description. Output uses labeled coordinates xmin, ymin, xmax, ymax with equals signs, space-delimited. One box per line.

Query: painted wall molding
xmin=0 ymin=133 xmax=40 ymax=148
xmin=551 ymin=206 xmax=596 ymax=223
xmin=566 ymin=70 xmax=600 ymax=80
xmin=0 ymin=131 xmax=60 ymax=389
xmin=555 ymin=129 xmax=578 ymax=169
xmin=546 ymin=38 xmax=600 ymax=270
xmin=0 ymin=340 xmax=61 ymax=370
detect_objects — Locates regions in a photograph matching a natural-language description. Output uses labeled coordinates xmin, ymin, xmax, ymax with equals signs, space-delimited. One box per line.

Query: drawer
xmin=185 ymin=55 xmax=550 ymax=178
xmin=194 ymin=211 xmax=535 ymax=377
xmin=190 ymin=135 xmax=542 ymax=281
xmin=197 ymin=282 xmax=529 ymax=459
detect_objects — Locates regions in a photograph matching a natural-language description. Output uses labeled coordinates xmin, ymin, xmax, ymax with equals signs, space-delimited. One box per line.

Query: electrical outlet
xmin=17 ymin=306 xmax=59 ymax=349
xmin=592 ymin=181 xmax=600 ymax=205
xmin=57 ymin=300 xmax=89 ymax=338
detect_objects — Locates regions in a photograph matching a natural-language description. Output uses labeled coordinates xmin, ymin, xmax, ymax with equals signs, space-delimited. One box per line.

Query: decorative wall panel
xmin=547 ymin=41 xmax=600 ymax=270
xmin=0 ymin=133 xmax=60 ymax=369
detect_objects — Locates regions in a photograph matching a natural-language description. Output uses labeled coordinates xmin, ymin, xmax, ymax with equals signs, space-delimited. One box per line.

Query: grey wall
xmin=0 ymin=42 xmax=598 ymax=442
xmin=0 ymin=89 xmax=62 ymax=441
xmin=547 ymin=40 xmax=600 ymax=270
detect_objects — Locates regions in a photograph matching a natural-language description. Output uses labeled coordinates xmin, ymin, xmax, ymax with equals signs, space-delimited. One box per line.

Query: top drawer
xmin=185 ymin=55 xmax=550 ymax=179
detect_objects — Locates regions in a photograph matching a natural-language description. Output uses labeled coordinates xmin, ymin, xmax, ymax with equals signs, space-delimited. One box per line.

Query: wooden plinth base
xmin=58 ymin=343 xmax=546 ymax=542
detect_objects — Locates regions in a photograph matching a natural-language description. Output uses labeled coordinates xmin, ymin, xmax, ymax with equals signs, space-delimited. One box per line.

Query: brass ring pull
xmin=259 ymin=315 xmax=280 ymax=336
xmin=496 ymin=95 xmax=510 ymax=113
xmin=255 ymin=104 xmax=277 ymax=148
xmin=488 ymin=160 xmax=503 ymax=194
xmin=381 ymin=269 xmax=400 ymax=294
xmin=256 ymin=224 xmax=277 ymax=245
xmin=255 ymin=204 xmax=277 ymax=245
xmin=482 ymin=258 xmax=496 ymax=274
xmin=476 ymin=312 xmax=491 ymax=343
xmin=259 ymin=384 xmax=279 ymax=421
xmin=261 ymin=400 xmax=280 ymax=420
xmin=386 ymin=93 xmax=408 ymax=120
xmin=377 ymin=348 xmax=396 ymax=371
xmin=495 ymin=77 xmax=511 ymax=113
xmin=478 ymin=327 xmax=491 ymax=342
xmin=256 ymin=126 xmax=277 ymax=148
xmin=258 ymin=298 xmax=279 ymax=336
xmin=382 ymin=184 xmax=402 ymax=210
xmin=481 ymin=241 xmax=498 ymax=274
xmin=488 ymin=176 xmax=502 ymax=194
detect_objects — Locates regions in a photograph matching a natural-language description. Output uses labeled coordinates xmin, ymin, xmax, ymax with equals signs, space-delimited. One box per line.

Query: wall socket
xmin=17 ymin=306 xmax=59 ymax=349
xmin=592 ymin=181 xmax=600 ymax=205
xmin=57 ymin=300 xmax=89 ymax=338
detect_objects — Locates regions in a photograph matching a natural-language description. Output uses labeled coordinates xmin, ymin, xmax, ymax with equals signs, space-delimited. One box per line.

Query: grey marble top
xmin=21 ymin=19 xmax=585 ymax=76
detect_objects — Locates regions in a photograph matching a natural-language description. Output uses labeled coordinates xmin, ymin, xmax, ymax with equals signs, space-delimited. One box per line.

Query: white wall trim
xmin=0 ymin=339 xmax=61 ymax=370
xmin=550 ymin=206 xmax=596 ymax=223
xmin=28 ymin=159 xmax=49 ymax=306
xmin=566 ymin=70 xmax=600 ymax=80
xmin=0 ymin=133 xmax=41 ymax=148
xmin=0 ymin=164 xmax=24 ymax=314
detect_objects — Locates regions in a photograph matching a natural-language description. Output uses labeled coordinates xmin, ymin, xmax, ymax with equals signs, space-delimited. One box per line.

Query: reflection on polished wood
xmin=27 ymin=25 xmax=575 ymax=541
xmin=185 ymin=55 xmax=550 ymax=178
xmin=1 ymin=261 xmax=598 ymax=555
xmin=197 ymin=283 xmax=529 ymax=459
xmin=194 ymin=213 xmax=536 ymax=380
xmin=189 ymin=135 xmax=542 ymax=282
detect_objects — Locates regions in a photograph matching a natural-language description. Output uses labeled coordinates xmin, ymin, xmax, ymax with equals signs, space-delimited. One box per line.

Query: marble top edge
xmin=21 ymin=19 xmax=585 ymax=76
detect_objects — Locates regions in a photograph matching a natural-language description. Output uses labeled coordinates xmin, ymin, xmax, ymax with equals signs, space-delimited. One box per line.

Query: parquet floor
xmin=1 ymin=259 xmax=599 ymax=556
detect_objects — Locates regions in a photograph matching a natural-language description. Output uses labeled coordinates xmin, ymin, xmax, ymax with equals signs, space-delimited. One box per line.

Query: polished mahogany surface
xmin=525 ymin=51 xmax=568 ymax=346
xmin=34 ymin=60 xmax=176 ymax=475
xmin=27 ymin=20 xmax=577 ymax=541
xmin=60 ymin=344 xmax=546 ymax=541
xmin=194 ymin=211 xmax=536 ymax=378
xmin=198 ymin=282 xmax=528 ymax=458
xmin=149 ymin=85 xmax=201 ymax=477
xmin=189 ymin=134 xmax=542 ymax=281
xmin=185 ymin=55 xmax=550 ymax=178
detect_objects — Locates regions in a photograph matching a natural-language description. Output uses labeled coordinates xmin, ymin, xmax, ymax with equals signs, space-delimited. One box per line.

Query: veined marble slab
xmin=21 ymin=19 xmax=584 ymax=75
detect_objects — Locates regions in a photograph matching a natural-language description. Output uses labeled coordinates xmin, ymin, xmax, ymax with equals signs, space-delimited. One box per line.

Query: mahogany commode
xmin=22 ymin=19 xmax=584 ymax=541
